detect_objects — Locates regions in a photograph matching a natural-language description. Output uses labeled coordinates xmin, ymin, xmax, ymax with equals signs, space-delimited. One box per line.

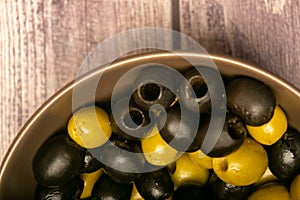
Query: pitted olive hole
xmin=140 ymin=83 xmax=161 ymax=101
xmin=190 ymin=78 xmax=208 ymax=98
xmin=124 ymin=110 xmax=144 ymax=129
xmin=219 ymin=158 xmax=228 ymax=171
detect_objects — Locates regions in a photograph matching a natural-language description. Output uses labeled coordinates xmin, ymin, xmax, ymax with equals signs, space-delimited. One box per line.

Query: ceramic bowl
xmin=1 ymin=52 xmax=299 ymax=199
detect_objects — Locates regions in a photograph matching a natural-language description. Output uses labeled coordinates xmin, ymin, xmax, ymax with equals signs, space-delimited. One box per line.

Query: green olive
xmin=188 ymin=150 xmax=213 ymax=169
xmin=141 ymin=125 xmax=179 ymax=166
xmin=68 ymin=106 xmax=112 ymax=148
xmin=290 ymin=174 xmax=300 ymax=200
xmin=247 ymin=105 xmax=287 ymax=145
xmin=171 ymin=153 xmax=209 ymax=189
xmin=130 ymin=183 xmax=144 ymax=200
xmin=80 ymin=168 xmax=104 ymax=199
xmin=248 ymin=182 xmax=290 ymax=200
xmin=213 ymin=138 xmax=268 ymax=186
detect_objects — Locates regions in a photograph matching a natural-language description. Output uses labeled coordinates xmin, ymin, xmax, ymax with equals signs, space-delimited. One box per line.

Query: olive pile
xmin=33 ymin=65 xmax=300 ymax=200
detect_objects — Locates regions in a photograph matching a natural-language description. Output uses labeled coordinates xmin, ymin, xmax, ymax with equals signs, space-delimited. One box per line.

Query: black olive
xmin=208 ymin=173 xmax=254 ymax=200
xmin=133 ymin=82 xmax=175 ymax=111
xmin=33 ymin=134 xmax=85 ymax=187
xmin=179 ymin=67 xmax=211 ymax=113
xmin=81 ymin=150 xmax=103 ymax=173
xmin=179 ymin=66 xmax=226 ymax=115
xmin=135 ymin=167 xmax=174 ymax=200
xmin=89 ymin=135 xmax=145 ymax=184
xmin=267 ymin=129 xmax=300 ymax=183
xmin=91 ymin=173 xmax=132 ymax=200
xmin=159 ymin=104 xmax=203 ymax=152
xmin=34 ymin=176 xmax=84 ymax=200
xmin=132 ymin=65 xmax=176 ymax=112
xmin=198 ymin=113 xmax=247 ymax=157
xmin=226 ymin=77 xmax=276 ymax=126
xmin=110 ymin=97 xmax=152 ymax=140
xmin=173 ymin=185 xmax=208 ymax=200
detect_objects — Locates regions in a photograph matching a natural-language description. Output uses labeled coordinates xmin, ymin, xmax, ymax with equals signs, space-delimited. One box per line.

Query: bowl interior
xmin=1 ymin=52 xmax=300 ymax=199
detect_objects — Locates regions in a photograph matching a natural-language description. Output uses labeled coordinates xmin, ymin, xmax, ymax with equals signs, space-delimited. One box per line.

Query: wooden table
xmin=1 ymin=0 xmax=299 ymax=161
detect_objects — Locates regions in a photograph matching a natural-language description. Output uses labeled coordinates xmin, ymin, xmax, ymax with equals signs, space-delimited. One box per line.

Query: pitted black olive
xmin=159 ymin=104 xmax=203 ymax=152
xmin=110 ymin=97 xmax=152 ymax=140
xmin=133 ymin=82 xmax=175 ymax=111
xmin=91 ymin=173 xmax=132 ymax=200
xmin=81 ymin=150 xmax=103 ymax=173
xmin=226 ymin=77 xmax=276 ymax=126
xmin=132 ymin=65 xmax=177 ymax=111
xmin=267 ymin=129 xmax=300 ymax=183
xmin=173 ymin=185 xmax=208 ymax=200
xmin=32 ymin=134 xmax=85 ymax=187
xmin=208 ymin=172 xmax=254 ymax=200
xmin=35 ymin=177 xmax=84 ymax=200
xmin=135 ymin=167 xmax=174 ymax=200
xmin=90 ymin=135 xmax=145 ymax=184
xmin=179 ymin=68 xmax=211 ymax=113
xmin=198 ymin=113 xmax=247 ymax=157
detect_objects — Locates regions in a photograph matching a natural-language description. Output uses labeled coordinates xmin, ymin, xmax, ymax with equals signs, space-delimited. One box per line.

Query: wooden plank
xmin=43 ymin=0 xmax=87 ymax=96
xmin=0 ymin=0 xmax=48 ymax=160
xmin=179 ymin=0 xmax=300 ymax=88
xmin=0 ymin=0 xmax=173 ymax=160
xmin=85 ymin=0 xmax=173 ymax=64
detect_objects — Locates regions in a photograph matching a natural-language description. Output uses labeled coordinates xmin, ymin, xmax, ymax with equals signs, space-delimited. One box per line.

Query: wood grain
xmin=1 ymin=0 xmax=300 ymax=162
xmin=0 ymin=0 xmax=173 ymax=161
xmin=179 ymin=0 xmax=300 ymax=88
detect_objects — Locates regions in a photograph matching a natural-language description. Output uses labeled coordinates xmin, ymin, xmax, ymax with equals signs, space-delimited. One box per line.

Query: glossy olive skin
xmin=226 ymin=77 xmax=276 ymax=126
xmin=35 ymin=177 xmax=84 ymax=200
xmin=173 ymin=185 xmax=208 ymax=200
xmin=267 ymin=129 xmax=300 ymax=183
xmin=32 ymin=134 xmax=85 ymax=187
xmin=81 ymin=150 xmax=103 ymax=174
xmin=91 ymin=173 xmax=132 ymax=200
xmin=135 ymin=168 xmax=174 ymax=200
xmin=246 ymin=105 xmax=288 ymax=146
xmin=159 ymin=105 xmax=203 ymax=152
xmin=110 ymin=98 xmax=152 ymax=140
xmin=208 ymin=173 xmax=253 ymax=200
xmin=180 ymin=68 xmax=211 ymax=113
xmin=133 ymin=82 xmax=175 ymax=112
xmin=171 ymin=154 xmax=209 ymax=189
xmin=198 ymin=113 xmax=247 ymax=157
xmin=141 ymin=126 xmax=179 ymax=166
xmin=132 ymin=65 xmax=176 ymax=112
xmin=67 ymin=106 xmax=112 ymax=149
xmin=179 ymin=68 xmax=211 ymax=113
xmin=90 ymin=135 xmax=145 ymax=184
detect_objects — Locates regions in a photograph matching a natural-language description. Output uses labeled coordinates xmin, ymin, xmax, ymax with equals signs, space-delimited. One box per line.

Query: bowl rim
xmin=1 ymin=51 xmax=300 ymax=180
